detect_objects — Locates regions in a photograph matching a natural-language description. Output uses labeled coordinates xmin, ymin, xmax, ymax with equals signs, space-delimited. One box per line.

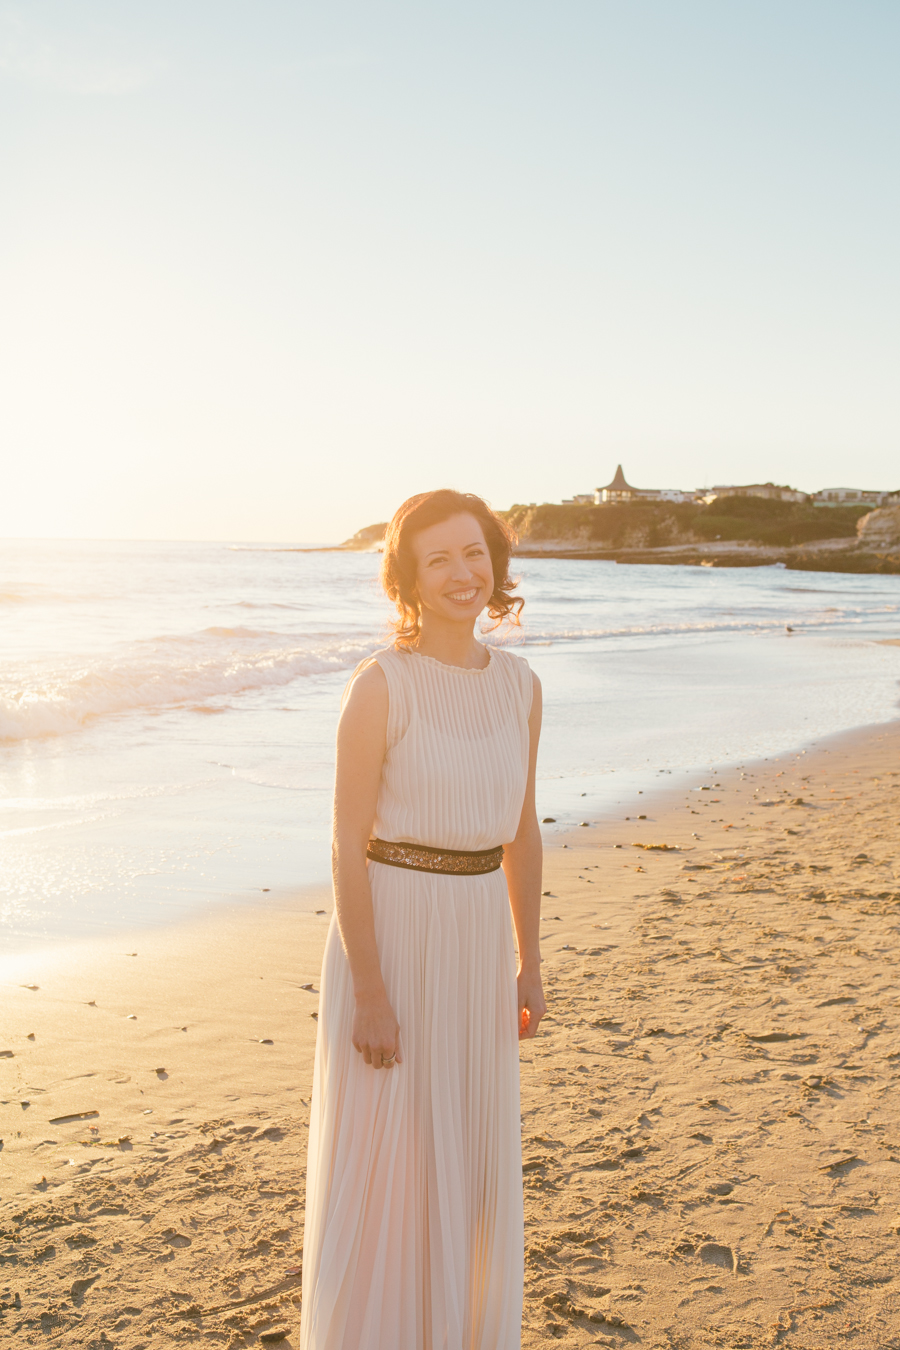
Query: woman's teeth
xmin=447 ymin=588 xmax=477 ymax=602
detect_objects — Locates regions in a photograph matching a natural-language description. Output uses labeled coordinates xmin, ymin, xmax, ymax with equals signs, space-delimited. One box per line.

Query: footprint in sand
xmin=70 ymin=1276 xmax=99 ymax=1305
xmin=698 ymin=1242 xmax=736 ymax=1273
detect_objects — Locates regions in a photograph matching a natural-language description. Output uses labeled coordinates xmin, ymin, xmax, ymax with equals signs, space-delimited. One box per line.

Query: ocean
xmin=2 ymin=539 xmax=899 ymax=953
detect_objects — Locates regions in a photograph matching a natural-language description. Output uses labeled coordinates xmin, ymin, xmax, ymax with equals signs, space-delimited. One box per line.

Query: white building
xmin=701 ymin=483 xmax=807 ymax=504
xmin=811 ymin=487 xmax=892 ymax=507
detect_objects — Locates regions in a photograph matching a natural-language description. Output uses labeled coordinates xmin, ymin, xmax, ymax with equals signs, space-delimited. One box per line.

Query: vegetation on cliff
xmin=501 ymin=496 xmax=870 ymax=550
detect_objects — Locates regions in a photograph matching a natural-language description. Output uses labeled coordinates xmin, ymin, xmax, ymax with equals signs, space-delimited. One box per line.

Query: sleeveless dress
xmin=299 ymin=645 xmax=533 ymax=1350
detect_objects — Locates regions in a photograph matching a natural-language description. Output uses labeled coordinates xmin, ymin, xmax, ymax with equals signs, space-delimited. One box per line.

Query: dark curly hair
xmin=381 ymin=489 xmax=523 ymax=644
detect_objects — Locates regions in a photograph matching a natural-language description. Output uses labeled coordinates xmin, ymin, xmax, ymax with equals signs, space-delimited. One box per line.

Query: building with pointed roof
xmin=593 ymin=465 xmax=690 ymax=505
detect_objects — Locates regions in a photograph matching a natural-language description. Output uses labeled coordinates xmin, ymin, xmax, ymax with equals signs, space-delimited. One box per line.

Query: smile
xmin=446 ymin=587 xmax=479 ymax=603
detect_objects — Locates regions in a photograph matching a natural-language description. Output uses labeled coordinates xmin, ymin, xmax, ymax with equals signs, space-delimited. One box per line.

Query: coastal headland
xmin=3 ymin=720 xmax=899 ymax=1346
xmin=342 ymin=500 xmax=900 ymax=573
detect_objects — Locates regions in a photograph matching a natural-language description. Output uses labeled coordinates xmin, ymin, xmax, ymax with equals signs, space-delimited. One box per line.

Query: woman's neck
xmin=411 ymin=616 xmax=489 ymax=669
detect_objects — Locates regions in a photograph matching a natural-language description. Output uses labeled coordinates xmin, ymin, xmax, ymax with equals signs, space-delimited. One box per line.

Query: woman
xmin=299 ymin=489 xmax=545 ymax=1350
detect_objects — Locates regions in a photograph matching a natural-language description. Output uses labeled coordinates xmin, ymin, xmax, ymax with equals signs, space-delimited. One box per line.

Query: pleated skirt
xmin=299 ymin=861 xmax=524 ymax=1350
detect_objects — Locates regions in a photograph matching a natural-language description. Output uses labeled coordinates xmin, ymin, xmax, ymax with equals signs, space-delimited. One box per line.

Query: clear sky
xmin=2 ymin=1 xmax=898 ymax=542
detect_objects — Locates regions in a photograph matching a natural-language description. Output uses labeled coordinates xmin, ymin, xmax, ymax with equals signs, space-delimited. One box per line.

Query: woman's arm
xmin=502 ymin=670 xmax=546 ymax=1040
xmin=332 ymin=660 xmax=402 ymax=1067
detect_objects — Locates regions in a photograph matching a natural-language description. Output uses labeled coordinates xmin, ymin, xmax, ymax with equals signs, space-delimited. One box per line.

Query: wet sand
xmin=2 ymin=721 xmax=899 ymax=1347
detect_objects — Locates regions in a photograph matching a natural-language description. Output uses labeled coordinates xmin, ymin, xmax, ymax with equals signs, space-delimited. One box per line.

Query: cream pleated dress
xmin=299 ymin=644 xmax=533 ymax=1350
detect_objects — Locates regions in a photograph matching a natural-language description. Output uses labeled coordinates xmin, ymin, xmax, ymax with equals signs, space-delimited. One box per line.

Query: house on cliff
xmin=811 ymin=487 xmax=896 ymax=507
xmin=572 ymin=470 xmax=899 ymax=513
xmin=701 ymin=482 xmax=807 ymax=504
xmin=593 ymin=465 xmax=691 ymax=505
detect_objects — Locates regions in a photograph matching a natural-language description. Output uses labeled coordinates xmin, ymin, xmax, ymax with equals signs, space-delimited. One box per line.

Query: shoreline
xmin=245 ymin=539 xmax=900 ymax=576
xmin=334 ymin=538 xmax=900 ymax=574
xmin=513 ymin=542 xmax=900 ymax=572
xmin=6 ymin=703 xmax=900 ymax=961
xmin=2 ymin=720 xmax=900 ymax=1345
xmin=0 ymin=880 xmax=336 ymax=964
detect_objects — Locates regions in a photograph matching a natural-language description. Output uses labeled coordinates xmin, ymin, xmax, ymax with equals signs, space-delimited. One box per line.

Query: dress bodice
xmin=370 ymin=645 xmax=533 ymax=852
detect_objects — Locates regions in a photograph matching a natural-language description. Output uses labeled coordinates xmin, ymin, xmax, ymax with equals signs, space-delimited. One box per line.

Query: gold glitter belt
xmin=366 ymin=838 xmax=504 ymax=876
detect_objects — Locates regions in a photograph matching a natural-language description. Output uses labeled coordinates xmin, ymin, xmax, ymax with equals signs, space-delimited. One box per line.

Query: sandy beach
xmin=3 ymin=720 xmax=899 ymax=1348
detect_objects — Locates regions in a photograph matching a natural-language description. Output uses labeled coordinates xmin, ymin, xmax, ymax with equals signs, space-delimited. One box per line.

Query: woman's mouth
xmin=445 ymin=587 xmax=479 ymax=604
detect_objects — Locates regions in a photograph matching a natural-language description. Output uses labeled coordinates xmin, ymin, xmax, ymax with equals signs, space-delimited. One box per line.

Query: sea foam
xmin=0 ymin=628 xmax=374 ymax=742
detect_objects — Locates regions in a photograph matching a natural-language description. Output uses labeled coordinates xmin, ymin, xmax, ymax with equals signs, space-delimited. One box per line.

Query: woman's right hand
xmin=351 ymin=990 xmax=402 ymax=1069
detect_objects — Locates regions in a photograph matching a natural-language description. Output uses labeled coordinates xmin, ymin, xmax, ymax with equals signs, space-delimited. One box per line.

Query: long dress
xmin=299 ymin=644 xmax=533 ymax=1350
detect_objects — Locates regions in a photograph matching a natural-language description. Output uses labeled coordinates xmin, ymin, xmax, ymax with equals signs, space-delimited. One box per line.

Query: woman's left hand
xmin=517 ymin=967 xmax=546 ymax=1039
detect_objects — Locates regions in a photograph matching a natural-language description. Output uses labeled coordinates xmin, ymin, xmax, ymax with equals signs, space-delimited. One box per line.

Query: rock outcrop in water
xmin=342 ymin=521 xmax=388 ymax=551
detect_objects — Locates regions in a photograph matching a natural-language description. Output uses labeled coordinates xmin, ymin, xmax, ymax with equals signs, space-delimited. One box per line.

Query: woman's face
xmin=410 ymin=513 xmax=495 ymax=627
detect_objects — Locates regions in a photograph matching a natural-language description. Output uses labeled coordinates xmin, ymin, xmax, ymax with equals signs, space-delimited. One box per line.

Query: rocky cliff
xmin=857 ymin=504 xmax=900 ymax=548
xmin=340 ymin=498 xmax=900 ymax=573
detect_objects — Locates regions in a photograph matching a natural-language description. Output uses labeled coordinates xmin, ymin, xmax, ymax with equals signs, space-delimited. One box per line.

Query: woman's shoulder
xmin=365 ymin=644 xmax=415 ymax=679
xmin=340 ymin=655 xmax=388 ymax=713
xmin=369 ymin=642 xmax=408 ymax=662
xmin=346 ymin=647 xmax=412 ymax=746
xmin=490 ymin=645 xmax=530 ymax=676
xmin=490 ymin=646 xmax=537 ymax=707
xmin=344 ymin=645 xmax=416 ymax=700
xmin=348 ymin=645 xmax=406 ymax=674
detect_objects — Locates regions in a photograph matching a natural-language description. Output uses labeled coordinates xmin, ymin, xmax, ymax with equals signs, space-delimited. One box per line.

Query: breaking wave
xmin=3 ymin=601 xmax=898 ymax=744
xmin=0 ymin=628 xmax=376 ymax=743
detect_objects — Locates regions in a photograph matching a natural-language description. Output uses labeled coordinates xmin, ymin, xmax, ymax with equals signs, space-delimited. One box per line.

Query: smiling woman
xmin=300 ymin=490 xmax=544 ymax=1350
xmin=380 ymin=488 xmax=524 ymax=648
